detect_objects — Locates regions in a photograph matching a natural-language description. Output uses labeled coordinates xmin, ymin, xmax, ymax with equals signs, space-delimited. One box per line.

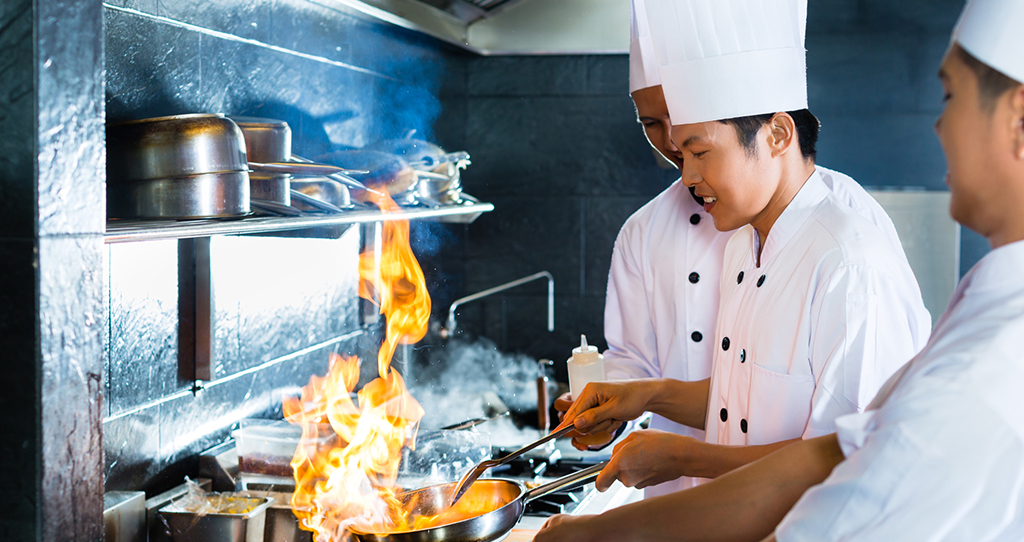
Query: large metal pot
xmin=107 ymin=114 xmax=251 ymax=218
xmin=349 ymin=462 xmax=605 ymax=542
xmin=231 ymin=116 xmax=293 ymax=205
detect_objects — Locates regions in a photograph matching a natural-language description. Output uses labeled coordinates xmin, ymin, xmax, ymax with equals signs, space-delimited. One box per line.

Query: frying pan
xmin=349 ymin=461 xmax=606 ymax=542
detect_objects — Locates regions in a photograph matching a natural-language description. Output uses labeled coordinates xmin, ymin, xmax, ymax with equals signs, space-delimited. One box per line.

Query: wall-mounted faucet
xmin=440 ymin=271 xmax=554 ymax=338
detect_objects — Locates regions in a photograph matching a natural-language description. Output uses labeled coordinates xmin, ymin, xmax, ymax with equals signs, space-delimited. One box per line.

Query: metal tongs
xmin=449 ymin=424 xmax=575 ymax=507
xmin=290 ymin=154 xmax=381 ymax=195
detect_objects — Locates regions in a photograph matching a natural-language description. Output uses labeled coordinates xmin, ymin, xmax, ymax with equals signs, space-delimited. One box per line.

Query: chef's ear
xmin=1013 ymin=84 xmax=1024 ymax=160
xmin=767 ymin=112 xmax=797 ymax=159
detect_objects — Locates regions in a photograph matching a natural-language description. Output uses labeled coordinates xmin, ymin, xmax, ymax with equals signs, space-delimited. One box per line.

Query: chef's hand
xmin=553 ymin=392 xmax=620 ymax=450
xmin=595 ymin=429 xmax=697 ymax=491
xmin=555 ymin=380 xmax=654 ymax=437
xmin=535 ymin=514 xmax=609 ymax=542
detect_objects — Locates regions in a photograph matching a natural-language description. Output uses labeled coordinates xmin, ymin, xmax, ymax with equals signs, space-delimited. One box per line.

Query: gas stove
xmin=489 ymin=451 xmax=603 ymax=517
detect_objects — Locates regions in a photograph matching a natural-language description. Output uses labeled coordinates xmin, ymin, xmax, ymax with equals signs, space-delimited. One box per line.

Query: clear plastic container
xmin=232 ymin=420 xmax=337 ymax=477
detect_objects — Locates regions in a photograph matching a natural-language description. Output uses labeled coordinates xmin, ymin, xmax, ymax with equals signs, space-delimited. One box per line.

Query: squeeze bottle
xmin=567 ymin=334 xmax=606 ymax=399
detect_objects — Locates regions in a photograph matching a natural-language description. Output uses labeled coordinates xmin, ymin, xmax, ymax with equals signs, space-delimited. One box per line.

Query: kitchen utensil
xmin=450 ymin=425 xmax=575 ymax=506
xmin=107 ymin=114 xmax=252 ymax=218
xmin=291 ymin=154 xmax=373 ymax=192
xmin=107 ymin=172 xmax=250 ymax=219
xmin=104 ymin=491 xmax=146 ymax=542
xmin=439 ymin=410 xmax=511 ymax=432
xmin=288 ymin=190 xmax=345 ymax=213
xmin=108 ymin=114 xmax=248 ymax=183
xmin=248 ymin=162 xmax=353 ymax=176
xmin=158 ymin=494 xmax=274 ymax=542
xmin=250 ymin=199 xmax=303 ymax=217
xmin=349 ymin=461 xmax=607 ymax=542
xmin=290 ymin=178 xmax=353 ymax=211
xmin=315 ymin=150 xmax=418 ymax=200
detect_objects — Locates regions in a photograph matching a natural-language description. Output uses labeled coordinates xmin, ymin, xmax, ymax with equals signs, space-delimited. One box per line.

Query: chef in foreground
xmin=565 ymin=0 xmax=913 ymax=496
xmin=537 ymin=0 xmax=1024 ymax=539
xmin=561 ymin=0 xmax=930 ymax=490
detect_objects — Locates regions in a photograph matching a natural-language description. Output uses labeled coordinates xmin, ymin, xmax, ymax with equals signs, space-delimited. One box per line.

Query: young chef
xmin=537 ymin=1 xmax=1024 ymax=539
xmin=563 ymin=0 xmax=914 ymax=498
xmin=557 ymin=0 xmax=931 ymax=493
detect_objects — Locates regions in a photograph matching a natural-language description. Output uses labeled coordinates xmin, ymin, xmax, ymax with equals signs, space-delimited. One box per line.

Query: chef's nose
xmin=934 ymin=115 xmax=942 ymax=135
xmin=680 ymin=157 xmax=701 ymax=187
xmin=663 ymin=122 xmax=680 ymax=154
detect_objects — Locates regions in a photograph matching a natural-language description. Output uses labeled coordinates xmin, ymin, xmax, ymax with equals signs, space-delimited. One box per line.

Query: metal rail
xmin=104 ymin=199 xmax=493 ymax=243
xmin=444 ymin=271 xmax=554 ymax=336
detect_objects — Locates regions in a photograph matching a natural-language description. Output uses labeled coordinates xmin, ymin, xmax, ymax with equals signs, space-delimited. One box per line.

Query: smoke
xmin=412 ymin=337 xmax=559 ymax=441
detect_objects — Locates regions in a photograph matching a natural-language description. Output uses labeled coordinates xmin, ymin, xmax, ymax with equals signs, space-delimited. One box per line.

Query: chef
xmin=557 ymin=0 xmax=931 ymax=493
xmin=537 ymin=1 xmax=1024 ymax=539
xmin=562 ymin=0 xmax=916 ymax=497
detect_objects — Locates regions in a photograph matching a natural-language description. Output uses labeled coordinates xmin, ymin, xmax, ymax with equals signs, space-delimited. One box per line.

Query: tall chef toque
xmin=629 ymin=0 xmax=661 ymax=93
xmin=644 ymin=0 xmax=808 ymax=125
xmin=953 ymin=0 xmax=1024 ymax=84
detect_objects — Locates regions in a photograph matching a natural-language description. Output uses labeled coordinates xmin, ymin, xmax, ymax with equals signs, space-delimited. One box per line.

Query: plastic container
xmin=232 ymin=420 xmax=337 ymax=478
xmin=567 ymin=335 xmax=606 ymax=399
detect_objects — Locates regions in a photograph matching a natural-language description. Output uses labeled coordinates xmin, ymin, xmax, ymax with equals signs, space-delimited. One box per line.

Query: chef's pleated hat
xmin=953 ymin=0 xmax=1024 ymax=84
xmin=645 ymin=0 xmax=808 ymax=125
xmin=629 ymin=0 xmax=661 ymax=93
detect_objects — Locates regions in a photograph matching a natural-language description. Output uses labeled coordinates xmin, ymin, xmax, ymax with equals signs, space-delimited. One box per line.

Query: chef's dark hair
xmin=954 ymin=44 xmax=1021 ymax=112
xmin=718 ymin=109 xmax=820 ymax=161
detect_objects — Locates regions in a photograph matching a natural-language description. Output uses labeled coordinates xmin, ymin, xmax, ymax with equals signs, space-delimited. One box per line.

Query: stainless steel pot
xmin=231 ymin=116 xmax=292 ymax=206
xmin=349 ymin=462 xmax=606 ymax=542
xmin=107 ymin=114 xmax=251 ymax=218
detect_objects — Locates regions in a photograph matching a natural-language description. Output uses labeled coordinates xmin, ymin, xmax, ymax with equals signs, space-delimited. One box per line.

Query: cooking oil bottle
xmin=567 ymin=334 xmax=606 ymax=399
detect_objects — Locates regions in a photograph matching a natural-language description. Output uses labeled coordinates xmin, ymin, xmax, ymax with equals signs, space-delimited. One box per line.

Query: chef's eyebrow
xmin=681 ymin=135 xmax=708 ymax=148
xmin=938 ymin=67 xmax=949 ymax=81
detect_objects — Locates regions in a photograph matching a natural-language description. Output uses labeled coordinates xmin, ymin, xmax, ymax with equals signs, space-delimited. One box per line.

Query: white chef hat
xmin=953 ymin=0 xmax=1024 ymax=84
xmin=645 ymin=0 xmax=808 ymax=125
xmin=629 ymin=0 xmax=661 ymax=93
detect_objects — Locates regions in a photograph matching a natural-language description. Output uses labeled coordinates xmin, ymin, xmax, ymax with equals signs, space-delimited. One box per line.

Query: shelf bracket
xmin=178 ymin=237 xmax=214 ymax=385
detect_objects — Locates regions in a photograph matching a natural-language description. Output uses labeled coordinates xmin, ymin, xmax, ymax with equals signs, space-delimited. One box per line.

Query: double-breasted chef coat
xmin=705 ymin=170 xmax=931 ymax=449
xmin=604 ymin=166 xmax=916 ymax=496
xmin=776 ymin=239 xmax=1024 ymax=541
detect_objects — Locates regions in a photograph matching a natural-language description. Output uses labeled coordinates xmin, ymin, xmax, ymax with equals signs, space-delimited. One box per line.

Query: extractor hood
xmin=328 ymin=0 xmax=630 ymax=55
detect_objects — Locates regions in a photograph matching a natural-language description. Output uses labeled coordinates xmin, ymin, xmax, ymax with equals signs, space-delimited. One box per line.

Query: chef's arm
xmin=690 ymin=438 xmax=802 ymax=479
xmin=559 ymin=377 xmax=711 ymax=435
xmin=536 ymin=434 xmax=845 ymax=542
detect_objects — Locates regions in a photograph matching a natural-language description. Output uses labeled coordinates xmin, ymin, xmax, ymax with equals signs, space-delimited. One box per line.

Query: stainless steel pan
xmin=349 ymin=462 xmax=606 ymax=542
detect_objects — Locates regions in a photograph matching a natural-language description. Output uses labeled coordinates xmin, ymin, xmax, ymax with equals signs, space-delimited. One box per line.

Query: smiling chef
xmin=555 ymin=0 xmax=920 ymax=497
xmin=537 ymin=0 xmax=1024 ymax=539
xmin=553 ymin=0 xmax=932 ymax=499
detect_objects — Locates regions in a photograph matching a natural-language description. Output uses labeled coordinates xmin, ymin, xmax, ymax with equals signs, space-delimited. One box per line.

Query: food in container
xmin=158 ymin=490 xmax=273 ymax=542
xmin=232 ymin=419 xmax=337 ymax=478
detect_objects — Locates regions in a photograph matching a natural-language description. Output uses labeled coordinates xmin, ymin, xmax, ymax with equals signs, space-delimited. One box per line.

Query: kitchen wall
xmin=101 ymin=0 xmax=463 ymax=495
xmin=435 ymin=0 xmax=982 ymax=372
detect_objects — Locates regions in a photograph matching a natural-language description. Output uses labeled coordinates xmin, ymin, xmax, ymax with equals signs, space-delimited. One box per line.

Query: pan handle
xmin=523 ymin=461 xmax=608 ymax=503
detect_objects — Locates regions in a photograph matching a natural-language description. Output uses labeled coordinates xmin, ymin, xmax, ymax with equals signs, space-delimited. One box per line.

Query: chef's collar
xmin=960 ymin=239 xmax=1024 ymax=298
xmin=752 ymin=168 xmax=828 ymax=266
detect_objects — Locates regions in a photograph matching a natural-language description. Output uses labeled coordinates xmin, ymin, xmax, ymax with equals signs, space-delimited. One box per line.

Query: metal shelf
xmin=104 ymin=198 xmax=494 ymax=243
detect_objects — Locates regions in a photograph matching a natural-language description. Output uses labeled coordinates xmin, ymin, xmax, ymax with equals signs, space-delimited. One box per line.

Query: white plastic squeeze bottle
xmin=567 ymin=334 xmax=606 ymax=399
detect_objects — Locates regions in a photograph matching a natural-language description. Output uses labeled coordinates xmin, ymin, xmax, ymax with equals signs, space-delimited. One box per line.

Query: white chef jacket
xmin=604 ymin=167 xmax=911 ymax=497
xmin=777 ymin=239 xmax=1024 ymax=542
xmin=705 ymin=171 xmax=931 ymax=449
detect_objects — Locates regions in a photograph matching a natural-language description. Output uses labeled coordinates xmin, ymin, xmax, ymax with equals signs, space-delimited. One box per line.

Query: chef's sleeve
xmin=803 ymin=264 xmax=925 ymax=439
xmin=603 ymin=229 xmax=660 ymax=381
xmin=777 ymin=385 xmax=1024 ymax=541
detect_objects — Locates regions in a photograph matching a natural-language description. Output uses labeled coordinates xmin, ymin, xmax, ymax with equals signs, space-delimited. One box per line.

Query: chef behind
xmin=565 ymin=0 xmax=914 ymax=498
xmin=537 ymin=0 xmax=1024 ymax=540
xmin=557 ymin=0 xmax=931 ymax=494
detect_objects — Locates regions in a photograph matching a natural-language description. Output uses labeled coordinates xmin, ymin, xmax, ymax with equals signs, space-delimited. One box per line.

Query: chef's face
xmin=935 ymin=46 xmax=1022 ymax=243
xmin=671 ymin=120 xmax=779 ymax=232
xmin=632 ymin=85 xmax=683 ymax=170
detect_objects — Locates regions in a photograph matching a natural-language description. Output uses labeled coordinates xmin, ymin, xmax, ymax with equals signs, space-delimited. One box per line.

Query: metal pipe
xmin=444 ymin=271 xmax=554 ymax=336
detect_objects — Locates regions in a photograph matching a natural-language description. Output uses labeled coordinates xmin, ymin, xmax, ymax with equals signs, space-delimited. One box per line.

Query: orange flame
xmin=285 ymin=192 xmax=440 ymax=541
